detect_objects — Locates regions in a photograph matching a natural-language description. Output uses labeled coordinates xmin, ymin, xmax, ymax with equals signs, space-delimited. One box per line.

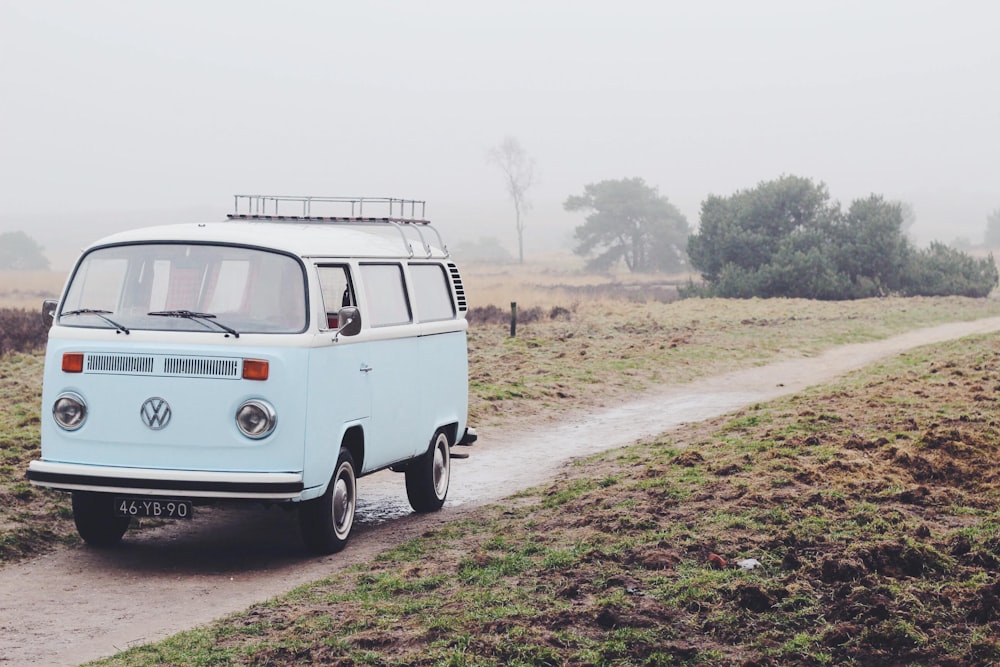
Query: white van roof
xmin=88 ymin=220 xmax=449 ymax=261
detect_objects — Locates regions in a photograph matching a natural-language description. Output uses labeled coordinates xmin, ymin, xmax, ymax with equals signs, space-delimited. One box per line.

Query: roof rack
xmin=228 ymin=195 xmax=447 ymax=259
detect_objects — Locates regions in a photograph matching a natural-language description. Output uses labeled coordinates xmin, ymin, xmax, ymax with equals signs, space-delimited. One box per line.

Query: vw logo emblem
xmin=140 ymin=397 xmax=172 ymax=430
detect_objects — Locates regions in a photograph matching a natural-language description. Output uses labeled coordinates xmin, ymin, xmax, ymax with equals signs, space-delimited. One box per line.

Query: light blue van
xmin=27 ymin=195 xmax=475 ymax=553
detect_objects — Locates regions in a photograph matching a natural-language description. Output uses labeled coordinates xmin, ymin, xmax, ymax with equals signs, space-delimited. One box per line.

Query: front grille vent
xmin=85 ymin=354 xmax=154 ymax=374
xmin=81 ymin=353 xmax=241 ymax=379
xmin=163 ymin=357 xmax=240 ymax=379
xmin=447 ymin=263 xmax=468 ymax=313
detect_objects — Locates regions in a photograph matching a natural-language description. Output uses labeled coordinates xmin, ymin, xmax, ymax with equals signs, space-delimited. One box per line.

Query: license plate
xmin=115 ymin=497 xmax=193 ymax=519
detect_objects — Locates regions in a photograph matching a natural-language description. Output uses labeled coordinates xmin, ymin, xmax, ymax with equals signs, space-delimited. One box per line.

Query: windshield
xmin=59 ymin=243 xmax=307 ymax=334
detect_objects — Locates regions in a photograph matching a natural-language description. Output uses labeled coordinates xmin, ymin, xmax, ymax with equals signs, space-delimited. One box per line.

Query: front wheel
xmin=72 ymin=491 xmax=130 ymax=547
xmin=405 ymin=430 xmax=451 ymax=513
xmin=299 ymin=448 xmax=357 ymax=554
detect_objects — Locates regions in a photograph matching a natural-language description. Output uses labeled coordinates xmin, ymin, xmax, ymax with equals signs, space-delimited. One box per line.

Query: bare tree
xmin=488 ymin=136 xmax=535 ymax=264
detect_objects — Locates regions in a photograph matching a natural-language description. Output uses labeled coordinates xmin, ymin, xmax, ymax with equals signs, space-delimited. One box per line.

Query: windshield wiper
xmin=147 ymin=310 xmax=240 ymax=338
xmin=61 ymin=309 xmax=130 ymax=335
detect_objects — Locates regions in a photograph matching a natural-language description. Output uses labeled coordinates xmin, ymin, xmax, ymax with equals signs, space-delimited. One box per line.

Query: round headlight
xmin=53 ymin=392 xmax=87 ymax=431
xmin=236 ymin=399 xmax=276 ymax=439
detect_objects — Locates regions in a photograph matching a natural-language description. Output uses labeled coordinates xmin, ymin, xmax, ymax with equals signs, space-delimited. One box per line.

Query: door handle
xmin=360 ymin=364 xmax=373 ymax=373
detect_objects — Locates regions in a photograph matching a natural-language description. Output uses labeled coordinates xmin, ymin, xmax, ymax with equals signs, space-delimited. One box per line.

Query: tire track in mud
xmin=2 ymin=316 xmax=1000 ymax=667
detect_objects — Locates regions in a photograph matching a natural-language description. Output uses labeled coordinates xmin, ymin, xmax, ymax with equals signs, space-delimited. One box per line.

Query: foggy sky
xmin=2 ymin=1 xmax=998 ymax=267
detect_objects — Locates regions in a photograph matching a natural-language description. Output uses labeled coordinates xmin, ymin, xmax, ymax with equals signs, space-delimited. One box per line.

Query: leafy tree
xmin=984 ymin=208 xmax=1000 ymax=248
xmin=825 ymin=195 xmax=910 ymax=294
xmin=488 ymin=137 xmax=535 ymax=264
xmin=564 ymin=178 xmax=690 ymax=272
xmin=687 ymin=175 xmax=834 ymax=283
xmin=0 ymin=231 xmax=50 ymax=270
xmin=687 ymin=175 xmax=997 ymax=300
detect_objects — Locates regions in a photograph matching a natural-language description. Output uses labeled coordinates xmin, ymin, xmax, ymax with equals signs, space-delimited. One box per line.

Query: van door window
xmin=408 ymin=263 xmax=455 ymax=322
xmin=359 ymin=263 xmax=411 ymax=327
xmin=316 ymin=265 xmax=355 ymax=330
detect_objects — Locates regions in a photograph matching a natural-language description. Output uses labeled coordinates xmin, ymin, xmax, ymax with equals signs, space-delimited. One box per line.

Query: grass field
xmin=2 ymin=291 xmax=1000 ymax=664
xmin=3 ymin=295 xmax=1000 ymax=563
xmin=461 ymin=260 xmax=693 ymax=310
xmin=85 ymin=326 xmax=1000 ymax=666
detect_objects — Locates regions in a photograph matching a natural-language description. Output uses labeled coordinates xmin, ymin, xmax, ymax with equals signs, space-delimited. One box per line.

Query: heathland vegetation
xmin=2 ymin=272 xmax=1000 ymax=664
xmin=88 ymin=331 xmax=1000 ymax=666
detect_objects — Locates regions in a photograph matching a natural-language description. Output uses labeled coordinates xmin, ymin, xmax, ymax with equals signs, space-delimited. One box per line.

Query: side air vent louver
xmin=447 ymin=263 xmax=468 ymax=313
xmin=85 ymin=354 xmax=154 ymax=374
xmin=163 ymin=357 xmax=241 ymax=379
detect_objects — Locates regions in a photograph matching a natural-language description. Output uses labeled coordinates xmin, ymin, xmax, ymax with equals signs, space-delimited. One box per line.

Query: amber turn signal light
xmin=242 ymin=358 xmax=269 ymax=381
xmin=62 ymin=352 xmax=84 ymax=373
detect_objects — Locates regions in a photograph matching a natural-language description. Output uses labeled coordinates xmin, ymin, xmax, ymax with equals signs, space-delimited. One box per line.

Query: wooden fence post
xmin=510 ymin=301 xmax=517 ymax=337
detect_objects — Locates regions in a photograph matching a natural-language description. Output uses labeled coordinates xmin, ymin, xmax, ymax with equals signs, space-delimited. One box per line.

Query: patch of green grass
xmin=771 ymin=631 xmax=834 ymax=665
xmin=457 ymin=551 xmax=532 ymax=587
xmin=540 ymin=478 xmax=598 ymax=508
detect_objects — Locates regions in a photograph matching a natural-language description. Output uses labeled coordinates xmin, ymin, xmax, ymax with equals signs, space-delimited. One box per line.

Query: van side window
xmin=316 ymin=265 xmax=355 ymax=330
xmin=408 ymin=263 xmax=455 ymax=322
xmin=360 ymin=263 xmax=411 ymax=327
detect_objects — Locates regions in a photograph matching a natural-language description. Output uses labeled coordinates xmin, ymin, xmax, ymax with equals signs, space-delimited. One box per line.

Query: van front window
xmin=60 ymin=244 xmax=307 ymax=334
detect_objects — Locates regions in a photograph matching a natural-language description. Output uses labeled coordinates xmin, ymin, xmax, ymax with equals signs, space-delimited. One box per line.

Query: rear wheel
xmin=299 ymin=448 xmax=357 ymax=554
xmin=72 ymin=491 xmax=130 ymax=547
xmin=405 ymin=430 xmax=451 ymax=512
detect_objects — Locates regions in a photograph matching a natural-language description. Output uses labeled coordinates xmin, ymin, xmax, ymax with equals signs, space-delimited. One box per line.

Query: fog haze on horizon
xmin=1 ymin=0 xmax=998 ymax=264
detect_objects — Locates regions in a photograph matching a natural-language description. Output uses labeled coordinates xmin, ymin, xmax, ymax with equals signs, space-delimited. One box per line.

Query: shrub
xmin=900 ymin=243 xmax=999 ymax=298
xmin=0 ymin=308 xmax=49 ymax=356
xmin=687 ymin=175 xmax=998 ymax=300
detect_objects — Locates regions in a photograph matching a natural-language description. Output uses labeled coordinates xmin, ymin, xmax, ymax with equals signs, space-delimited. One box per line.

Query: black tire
xmin=299 ymin=448 xmax=357 ymax=554
xmin=72 ymin=491 xmax=130 ymax=548
xmin=405 ymin=430 xmax=451 ymax=513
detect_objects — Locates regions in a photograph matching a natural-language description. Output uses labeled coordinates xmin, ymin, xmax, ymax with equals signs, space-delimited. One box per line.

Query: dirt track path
xmin=3 ymin=317 xmax=1000 ymax=667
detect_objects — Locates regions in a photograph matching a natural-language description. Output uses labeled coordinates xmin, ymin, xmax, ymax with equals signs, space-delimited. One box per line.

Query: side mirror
xmin=42 ymin=299 xmax=57 ymax=326
xmin=336 ymin=306 xmax=362 ymax=337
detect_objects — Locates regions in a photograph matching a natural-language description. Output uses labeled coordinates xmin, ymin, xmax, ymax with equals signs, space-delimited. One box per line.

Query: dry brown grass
xmin=467 ymin=294 xmax=1000 ymax=428
xmin=0 ymin=271 xmax=65 ymax=309
xmin=462 ymin=258 xmax=696 ymax=309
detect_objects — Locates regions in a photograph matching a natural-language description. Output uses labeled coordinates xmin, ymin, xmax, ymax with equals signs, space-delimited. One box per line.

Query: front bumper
xmin=26 ymin=460 xmax=304 ymax=500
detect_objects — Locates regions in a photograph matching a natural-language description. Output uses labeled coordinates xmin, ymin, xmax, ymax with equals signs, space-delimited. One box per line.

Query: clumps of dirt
xmin=623 ymin=543 xmax=683 ymax=571
xmin=671 ymin=450 xmax=705 ymax=467
xmin=731 ymin=582 xmax=778 ymax=612
xmin=877 ymin=421 xmax=1000 ymax=501
xmin=966 ymin=580 xmax=1000 ymax=623
xmin=637 ymin=338 xmax=1000 ymax=665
